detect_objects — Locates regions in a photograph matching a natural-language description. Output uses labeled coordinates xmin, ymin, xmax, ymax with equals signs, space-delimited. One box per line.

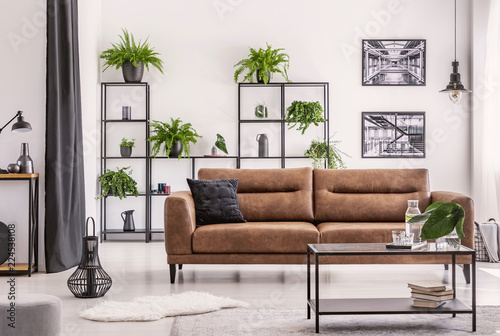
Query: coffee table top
xmin=308 ymin=243 xmax=474 ymax=256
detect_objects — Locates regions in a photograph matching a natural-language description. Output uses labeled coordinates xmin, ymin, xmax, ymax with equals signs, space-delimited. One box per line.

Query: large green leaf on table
xmin=416 ymin=202 xmax=465 ymax=239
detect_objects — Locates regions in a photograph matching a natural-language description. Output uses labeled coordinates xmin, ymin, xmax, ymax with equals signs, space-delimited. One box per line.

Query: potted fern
xmin=119 ymin=138 xmax=135 ymax=158
xmin=233 ymin=43 xmax=290 ymax=85
xmin=96 ymin=167 xmax=139 ymax=200
xmin=285 ymin=101 xmax=326 ymax=134
xmin=147 ymin=118 xmax=202 ymax=158
xmin=99 ymin=29 xmax=165 ymax=82
xmin=305 ymin=136 xmax=350 ymax=169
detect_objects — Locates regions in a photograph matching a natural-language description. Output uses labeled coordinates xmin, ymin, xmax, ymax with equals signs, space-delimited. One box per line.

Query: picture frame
xmin=362 ymin=112 xmax=425 ymax=158
xmin=362 ymin=39 xmax=426 ymax=86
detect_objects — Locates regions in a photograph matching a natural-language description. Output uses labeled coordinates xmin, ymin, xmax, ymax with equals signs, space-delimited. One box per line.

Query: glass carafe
xmin=405 ymin=200 xmax=421 ymax=242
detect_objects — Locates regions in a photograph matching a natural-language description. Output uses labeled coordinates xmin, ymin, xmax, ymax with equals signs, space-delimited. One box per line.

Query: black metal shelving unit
xmin=100 ymin=82 xmax=151 ymax=242
xmin=237 ymin=82 xmax=330 ymax=168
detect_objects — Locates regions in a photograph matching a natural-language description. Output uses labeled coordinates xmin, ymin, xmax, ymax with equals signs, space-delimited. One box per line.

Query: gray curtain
xmin=45 ymin=0 xmax=85 ymax=273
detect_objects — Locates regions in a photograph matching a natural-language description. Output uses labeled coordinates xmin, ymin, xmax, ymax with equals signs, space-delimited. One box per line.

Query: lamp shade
xmin=439 ymin=61 xmax=471 ymax=103
xmin=11 ymin=114 xmax=32 ymax=133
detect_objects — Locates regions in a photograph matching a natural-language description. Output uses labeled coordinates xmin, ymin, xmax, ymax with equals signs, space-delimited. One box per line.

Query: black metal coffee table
xmin=306 ymin=243 xmax=476 ymax=333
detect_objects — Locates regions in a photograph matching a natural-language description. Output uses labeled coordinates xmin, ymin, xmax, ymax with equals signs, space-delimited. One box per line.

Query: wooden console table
xmin=0 ymin=173 xmax=39 ymax=276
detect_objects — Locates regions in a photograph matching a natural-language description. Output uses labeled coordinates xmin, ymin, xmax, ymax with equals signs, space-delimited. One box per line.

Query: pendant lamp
xmin=439 ymin=0 xmax=471 ymax=103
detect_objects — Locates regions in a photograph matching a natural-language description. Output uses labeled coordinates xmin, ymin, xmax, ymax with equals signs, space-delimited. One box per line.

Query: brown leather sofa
xmin=165 ymin=167 xmax=474 ymax=283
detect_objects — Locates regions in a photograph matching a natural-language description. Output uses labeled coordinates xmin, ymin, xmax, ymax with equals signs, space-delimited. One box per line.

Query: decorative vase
xmin=122 ymin=106 xmax=131 ymax=120
xmin=67 ymin=217 xmax=112 ymax=298
xmin=256 ymin=134 xmax=269 ymax=157
xmin=436 ymin=228 xmax=461 ymax=251
xmin=168 ymin=141 xmax=183 ymax=158
xmin=6 ymin=164 xmax=20 ymax=174
xmin=120 ymin=146 xmax=132 ymax=158
xmin=256 ymin=70 xmax=271 ymax=84
xmin=254 ymin=104 xmax=268 ymax=118
xmin=122 ymin=61 xmax=144 ymax=83
xmin=16 ymin=143 xmax=34 ymax=173
xmin=121 ymin=210 xmax=135 ymax=231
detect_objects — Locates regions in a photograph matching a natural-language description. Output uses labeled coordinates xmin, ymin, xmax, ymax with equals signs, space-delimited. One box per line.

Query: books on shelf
xmin=411 ymin=292 xmax=454 ymax=301
xmin=407 ymin=281 xmax=447 ymax=292
xmin=408 ymin=281 xmax=454 ymax=308
xmin=412 ymin=299 xmax=447 ymax=308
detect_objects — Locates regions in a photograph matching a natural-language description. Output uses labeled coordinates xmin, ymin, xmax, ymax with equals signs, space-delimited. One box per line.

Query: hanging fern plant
xmin=285 ymin=101 xmax=326 ymax=135
xmin=304 ymin=135 xmax=350 ymax=169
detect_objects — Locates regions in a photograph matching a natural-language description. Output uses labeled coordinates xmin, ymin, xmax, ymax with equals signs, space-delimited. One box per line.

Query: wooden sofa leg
xmin=463 ymin=264 xmax=471 ymax=284
xmin=444 ymin=264 xmax=449 ymax=270
xmin=179 ymin=264 xmax=183 ymax=270
xmin=170 ymin=264 xmax=176 ymax=284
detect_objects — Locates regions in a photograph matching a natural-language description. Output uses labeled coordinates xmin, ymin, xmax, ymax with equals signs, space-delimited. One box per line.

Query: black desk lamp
xmin=0 ymin=111 xmax=32 ymax=134
xmin=0 ymin=111 xmax=32 ymax=173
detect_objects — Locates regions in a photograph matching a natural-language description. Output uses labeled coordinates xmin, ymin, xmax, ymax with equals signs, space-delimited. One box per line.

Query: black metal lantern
xmin=67 ymin=217 xmax=112 ymax=298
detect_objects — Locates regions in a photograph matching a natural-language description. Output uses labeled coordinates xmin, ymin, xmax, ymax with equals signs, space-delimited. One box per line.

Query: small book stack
xmin=408 ymin=281 xmax=454 ymax=308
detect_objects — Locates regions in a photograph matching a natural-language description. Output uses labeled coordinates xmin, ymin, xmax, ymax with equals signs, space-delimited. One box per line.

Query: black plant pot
xmin=256 ymin=70 xmax=271 ymax=84
xmin=169 ymin=141 xmax=183 ymax=158
xmin=120 ymin=146 xmax=132 ymax=158
xmin=122 ymin=61 xmax=144 ymax=83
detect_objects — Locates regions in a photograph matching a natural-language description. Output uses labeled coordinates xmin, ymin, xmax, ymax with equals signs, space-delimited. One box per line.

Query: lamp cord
xmin=454 ymin=0 xmax=457 ymax=61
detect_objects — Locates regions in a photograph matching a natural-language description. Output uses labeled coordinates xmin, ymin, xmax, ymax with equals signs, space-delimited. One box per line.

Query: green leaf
xmin=285 ymin=101 xmax=326 ymax=135
xmin=418 ymin=202 xmax=466 ymax=240
xmin=215 ymin=133 xmax=228 ymax=154
xmin=96 ymin=166 xmax=139 ymax=200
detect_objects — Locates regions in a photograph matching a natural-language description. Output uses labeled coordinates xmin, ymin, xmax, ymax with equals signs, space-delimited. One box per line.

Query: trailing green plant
xmin=408 ymin=202 xmax=465 ymax=240
xmin=99 ymin=28 xmax=164 ymax=74
xmin=120 ymin=137 xmax=135 ymax=147
xmin=146 ymin=117 xmax=202 ymax=158
xmin=304 ymin=136 xmax=350 ymax=169
xmin=215 ymin=133 xmax=228 ymax=154
xmin=96 ymin=166 xmax=139 ymax=200
xmin=285 ymin=101 xmax=326 ymax=134
xmin=233 ymin=43 xmax=290 ymax=84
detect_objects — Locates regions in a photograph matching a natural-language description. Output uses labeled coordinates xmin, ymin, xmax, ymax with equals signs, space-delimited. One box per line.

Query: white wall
xmin=0 ymin=0 xmax=47 ymax=265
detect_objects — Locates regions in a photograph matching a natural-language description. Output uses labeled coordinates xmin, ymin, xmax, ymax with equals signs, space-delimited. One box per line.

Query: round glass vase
xmin=435 ymin=228 xmax=461 ymax=251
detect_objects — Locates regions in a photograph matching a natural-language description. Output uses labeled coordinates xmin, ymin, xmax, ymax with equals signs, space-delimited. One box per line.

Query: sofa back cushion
xmin=198 ymin=167 xmax=314 ymax=222
xmin=314 ymin=169 xmax=431 ymax=222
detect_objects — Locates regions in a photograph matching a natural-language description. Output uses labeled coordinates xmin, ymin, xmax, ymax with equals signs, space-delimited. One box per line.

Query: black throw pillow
xmin=187 ymin=178 xmax=246 ymax=227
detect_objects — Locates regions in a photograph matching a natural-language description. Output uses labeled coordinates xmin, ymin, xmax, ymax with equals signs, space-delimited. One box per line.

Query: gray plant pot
xmin=122 ymin=61 xmax=144 ymax=83
xmin=168 ymin=141 xmax=183 ymax=158
xmin=120 ymin=146 xmax=132 ymax=158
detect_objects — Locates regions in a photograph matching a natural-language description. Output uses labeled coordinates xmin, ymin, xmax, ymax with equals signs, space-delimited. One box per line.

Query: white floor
xmin=11 ymin=242 xmax=500 ymax=336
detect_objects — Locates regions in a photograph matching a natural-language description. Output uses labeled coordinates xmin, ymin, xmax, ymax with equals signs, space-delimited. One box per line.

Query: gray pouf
xmin=0 ymin=293 xmax=61 ymax=336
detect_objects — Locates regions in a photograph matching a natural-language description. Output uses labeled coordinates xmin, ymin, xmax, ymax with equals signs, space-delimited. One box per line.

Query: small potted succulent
xmin=120 ymin=138 xmax=135 ymax=158
xmin=96 ymin=166 xmax=139 ymax=200
xmin=304 ymin=136 xmax=349 ymax=169
xmin=254 ymin=103 xmax=268 ymax=119
xmin=99 ymin=29 xmax=165 ymax=82
xmin=285 ymin=100 xmax=326 ymax=134
xmin=147 ymin=117 xmax=202 ymax=158
xmin=233 ymin=43 xmax=291 ymax=85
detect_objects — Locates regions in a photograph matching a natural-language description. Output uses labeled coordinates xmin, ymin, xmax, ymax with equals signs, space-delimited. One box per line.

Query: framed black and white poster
xmin=362 ymin=112 xmax=425 ymax=158
xmin=362 ymin=40 xmax=426 ymax=86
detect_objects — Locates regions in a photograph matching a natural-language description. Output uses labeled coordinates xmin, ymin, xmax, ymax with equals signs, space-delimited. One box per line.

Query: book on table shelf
xmin=411 ymin=292 xmax=454 ymax=301
xmin=410 ymin=287 xmax=453 ymax=296
xmin=412 ymin=299 xmax=447 ymax=308
xmin=407 ymin=281 xmax=447 ymax=292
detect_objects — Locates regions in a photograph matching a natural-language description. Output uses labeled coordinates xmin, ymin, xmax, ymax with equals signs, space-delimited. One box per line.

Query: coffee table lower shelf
xmin=307 ymin=297 xmax=472 ymax=315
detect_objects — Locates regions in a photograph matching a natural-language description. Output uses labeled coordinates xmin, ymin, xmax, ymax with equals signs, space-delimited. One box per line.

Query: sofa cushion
xmin=198 ymin=167 xmax=314 ymax=222
xmin=193 ymin=222 xmax=319 ymax=253
xmin=187 ymin=178 xmax=246 ymax=227
xmin=318 ymin=222 xmax=405 ymax=244
xmin=314 ymin=169 xmax=431 ymax=222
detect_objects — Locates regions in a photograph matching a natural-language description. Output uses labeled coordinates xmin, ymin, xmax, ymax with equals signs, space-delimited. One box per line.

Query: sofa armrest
xmin=165 ymin=191 xmax=196 ymax=255
xmin=431 ymin=191 xmax=474 ymax=249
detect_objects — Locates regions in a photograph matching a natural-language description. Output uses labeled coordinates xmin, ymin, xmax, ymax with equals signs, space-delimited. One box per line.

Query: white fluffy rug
xmin=80 ymin=291 xmax=249 ymax=322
